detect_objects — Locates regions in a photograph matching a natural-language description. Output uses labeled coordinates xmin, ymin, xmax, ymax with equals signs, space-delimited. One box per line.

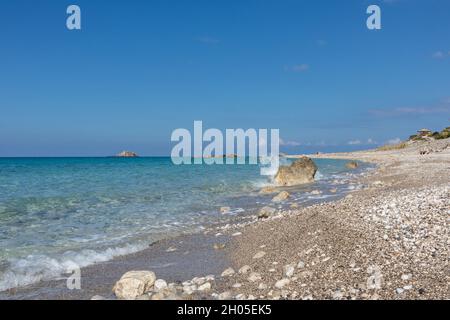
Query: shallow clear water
xmin=0 ymin=157 xmax=371 ymax=291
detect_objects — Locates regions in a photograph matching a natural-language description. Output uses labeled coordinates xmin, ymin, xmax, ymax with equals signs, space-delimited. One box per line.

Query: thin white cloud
xmin=285 ymin=64 xmax=309 ymax=73
xmin=347 ymin=140 xmax=361 ymax=145
xmin=280 ymin=138 xmax=301 ymax=147
xmin=369 ymin=98 xmax=450 ymax=117
xmin=432 ymin=51 xmax=446 ymax=59
xmin=348 ymin=138 xmax=377 ymax=145
xmin=386 ymin=138 xmax=402 ymax=145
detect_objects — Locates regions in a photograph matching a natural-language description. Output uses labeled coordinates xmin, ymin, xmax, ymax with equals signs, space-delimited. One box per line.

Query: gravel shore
xmin=100 ymin=137 xmax=448 ymax=300
xmin=199 ymin=138 xmax=449 ymax=300
xmin=101 ymin=138 xmax=448 ymax=301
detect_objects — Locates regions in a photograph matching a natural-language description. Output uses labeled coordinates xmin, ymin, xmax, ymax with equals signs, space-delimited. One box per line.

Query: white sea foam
xmin=0 ymin=243 xmax=148 ymax=292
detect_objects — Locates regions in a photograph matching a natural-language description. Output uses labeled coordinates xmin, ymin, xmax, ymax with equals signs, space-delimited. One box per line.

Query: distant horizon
xmin=0 ymin=143 xmax=396 ymax=158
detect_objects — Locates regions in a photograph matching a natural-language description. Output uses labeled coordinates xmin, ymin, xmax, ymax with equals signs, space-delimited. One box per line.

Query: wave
xmin=0 ymin=242 xmax=148 ymax=292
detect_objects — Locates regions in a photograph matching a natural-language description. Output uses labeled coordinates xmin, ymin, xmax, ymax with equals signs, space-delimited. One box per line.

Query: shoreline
xmin=215 ymin=138 xmax=449 ymax=300
xmin=1 ymin=138 xmax=448 ymax=300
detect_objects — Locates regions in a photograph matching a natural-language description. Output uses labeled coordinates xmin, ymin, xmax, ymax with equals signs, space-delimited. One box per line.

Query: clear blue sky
xmin=1 ymin=0 xmax=449 ymax=156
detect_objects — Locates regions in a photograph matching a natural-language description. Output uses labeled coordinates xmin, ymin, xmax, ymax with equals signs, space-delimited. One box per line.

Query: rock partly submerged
xmin=345 ymin=161 xmax=358 ymax=169
xmin=274 ymin=157 xmax=317 ymax=187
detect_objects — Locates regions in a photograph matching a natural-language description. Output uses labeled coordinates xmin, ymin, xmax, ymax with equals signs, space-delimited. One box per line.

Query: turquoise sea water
xmin=0 ymin=157 xmax=371 ymax=291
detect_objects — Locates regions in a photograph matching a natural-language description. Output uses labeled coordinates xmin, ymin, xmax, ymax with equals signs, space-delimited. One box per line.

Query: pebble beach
xmin=128 ymin=138 xmax=449 ymax=300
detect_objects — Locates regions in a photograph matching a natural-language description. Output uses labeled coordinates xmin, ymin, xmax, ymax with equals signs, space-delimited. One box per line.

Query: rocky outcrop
xmin=345 ymin=161 xmax=358 ymax=169
xmin=274 ymin=157 xmax=317 ymax=186
xmin=116 ymin=151 xmax=139 ymax=157
xmin=113 ymin=271 xmax=156 ymax=299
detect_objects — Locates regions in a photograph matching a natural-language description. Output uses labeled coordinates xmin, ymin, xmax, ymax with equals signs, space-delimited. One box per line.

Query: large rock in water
xmin=113 ymin=271 xmax=156 ymax=300
xmin=274 ymin=157 xmax=317 ymax=186
xmin=345 ymin=161 xmax=358 ymax=169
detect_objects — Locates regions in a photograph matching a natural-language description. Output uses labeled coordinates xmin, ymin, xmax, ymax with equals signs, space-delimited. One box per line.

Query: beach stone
xmin=346 ymin=161 xmax=358 ymax=169
xmin=290 ymin=203 xmax=299 ymax=208
xmin=205 ymin=275 xmax=215 ymax=281
xmin=113 ymin=270 xmax=156 ymax=300
xmin=401 ymin=274 xmax=412 ymax=281
xmin=297 ymin=261 xmax=305 ymax=269
xmin=136 ymin=294 xmax=151 ymax=300
xmin=221 ymin=267 xmax=235 ymax=277
xmin=404 ymin=285 xmax=413 ymax=290
xmin=218 ymin=291 xmax=232 ymax=300
xmin=258 ymin=283 xmax=268 ymax=290
xmin=220 ymin=206 xmax=231 ymax=214
xmin=213 ymin=243 xmax=225 ymax=250
xmin=154 ymin=279 xmax=168 ymax=291
xmin=192 ymin=277 xmax=206 ymax=285
xmin=247 ymin=272 xmax=262 ymax=282
xmin=274 ymin=157 xmax=317 ymax=186
xmin=272 ymin=191 xmax=290 ymax=202
xmin=238 ymin=265 xmax=251 ymax=274
xmin=151 ymin=292 xmax=165 ymax=300
xmin=91 ymin=295 xmax=106 ymax=300
xmin=329 ymin=188 xmax=338 ymax=193
xmin=197 ymin=282 xmax=211 ymax=292
xmin=182 ymin=286 xmax=194 ymax=295
xmin=396 ymin=288 xmax=405 ymax=294
xmin=311 ymin=190 xmax=322 ymax=195
xmin=232 ymin=283 xmax=242 ymax=288
xmin=283 ymin=264 xmax=295 ymax=278
xmin=258 ymin=206 xmax=276 ymax=219
xmin=274 ymin=279 xmax=290 ymax=289
xmin=253 ymin=251 xmax=266 ymax=259
xmin=332 ymin=290 xmax=344 ymax=300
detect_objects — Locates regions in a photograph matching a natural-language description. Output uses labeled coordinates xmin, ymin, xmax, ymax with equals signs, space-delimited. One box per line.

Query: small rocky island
xmin=115 ymin=151 xmax=139 ymax=158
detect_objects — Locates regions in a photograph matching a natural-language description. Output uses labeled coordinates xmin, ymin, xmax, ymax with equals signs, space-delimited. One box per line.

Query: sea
xmin=0 ymin=157 xmax=373 ymax=291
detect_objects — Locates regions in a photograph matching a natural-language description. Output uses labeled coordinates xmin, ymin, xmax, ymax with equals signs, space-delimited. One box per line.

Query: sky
xmin=0 ymin=0 xmax=449 ymax=156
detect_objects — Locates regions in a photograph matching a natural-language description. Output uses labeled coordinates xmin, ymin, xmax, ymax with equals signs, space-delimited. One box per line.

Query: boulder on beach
xmin=345 ymin=161 xmax=358 ymax=169
xmin=258 ymin=206 xmax=276 ymax=219
xmin=113 ymin=270 xmax=156 ymax=300
xmin=272 ymin=191 xmax=290 ymax=202
xmin=274 ymin=157 xmax=317 ymax=187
